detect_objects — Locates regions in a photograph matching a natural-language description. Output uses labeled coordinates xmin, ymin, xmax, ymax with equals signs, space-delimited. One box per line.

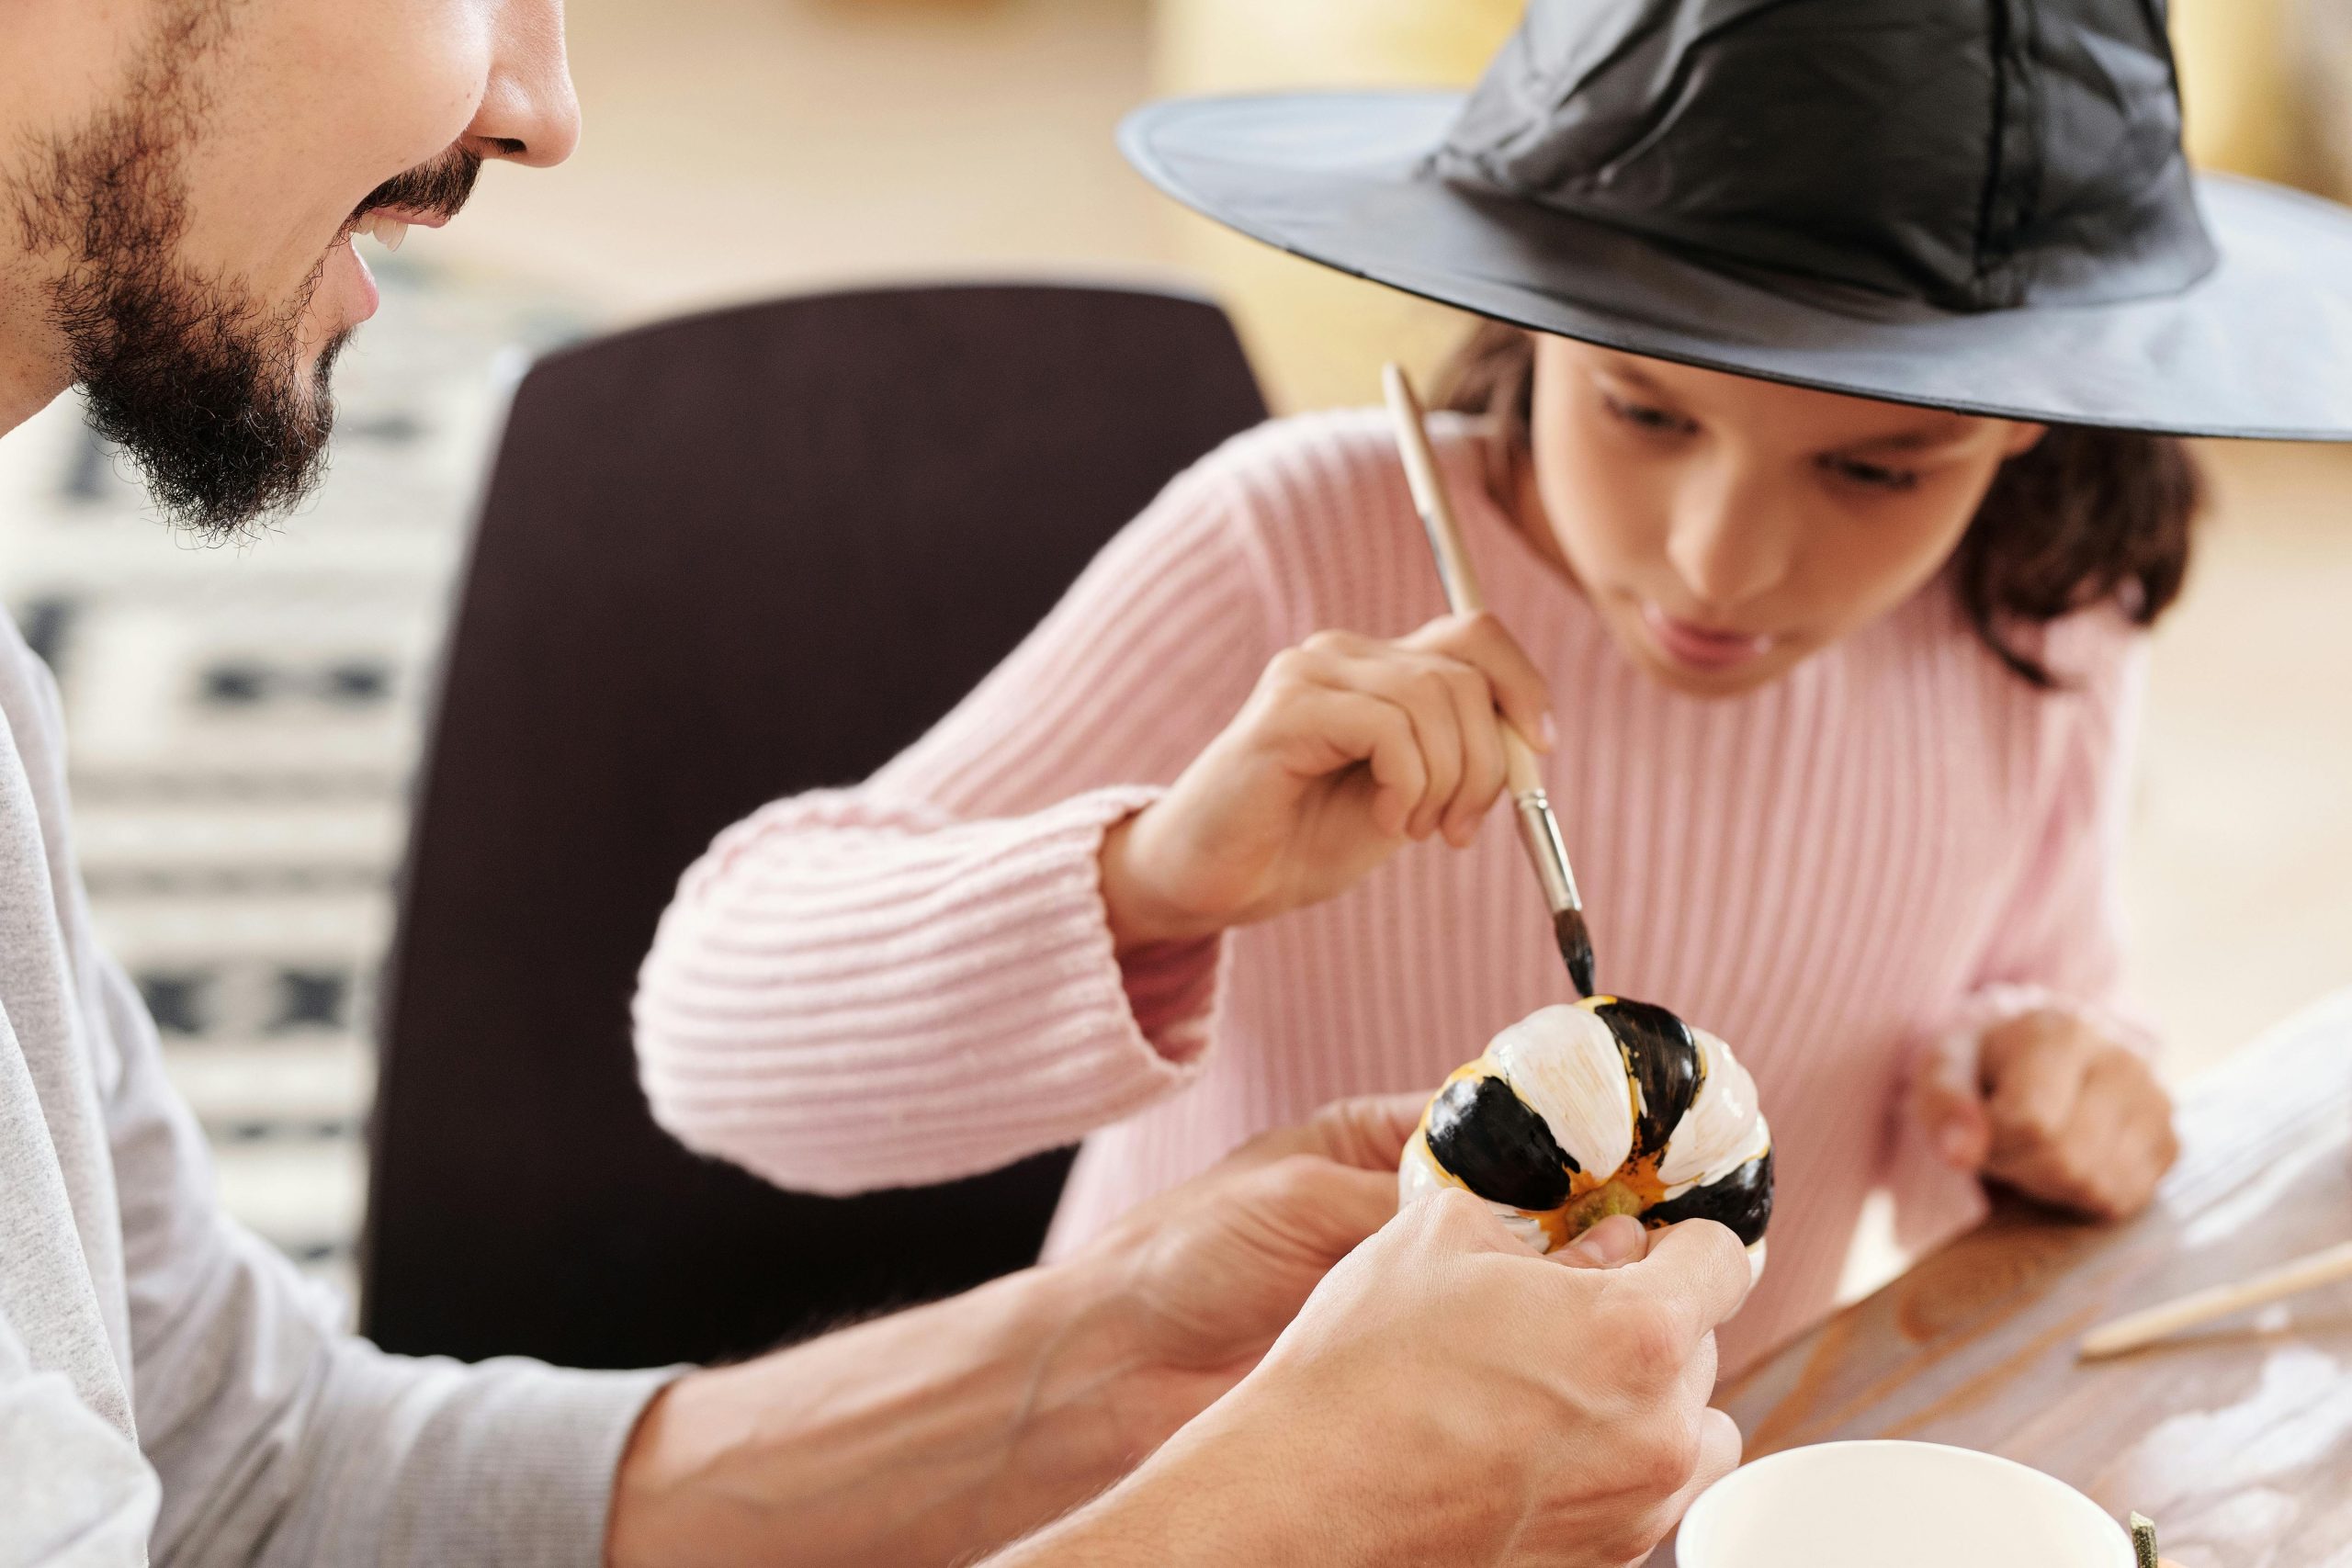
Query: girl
xmin=633 ymin=0 xmax=2352 ymax=1364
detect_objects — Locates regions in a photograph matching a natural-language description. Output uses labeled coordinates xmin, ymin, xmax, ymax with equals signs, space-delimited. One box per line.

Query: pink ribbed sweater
xmin=634 ymin=410 xmax=2145 ymax=1368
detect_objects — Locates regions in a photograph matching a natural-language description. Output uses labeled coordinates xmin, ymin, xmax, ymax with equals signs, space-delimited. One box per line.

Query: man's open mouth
xmin=348 ymin=208 xmax=455 ymax=252
xmin=352 ymin=211 xmax=412 ymax=252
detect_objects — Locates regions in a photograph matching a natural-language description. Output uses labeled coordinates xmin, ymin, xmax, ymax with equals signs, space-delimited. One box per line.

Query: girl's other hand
xmin=1100 ymin=612 xmax=1553 ymax=950
xmin=1915 ymin=1008 xmax=2179 ymax=1222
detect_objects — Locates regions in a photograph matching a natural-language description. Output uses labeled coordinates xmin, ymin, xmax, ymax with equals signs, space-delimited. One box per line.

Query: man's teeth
xmin=355 ymin=213 xmax=409 ymax=252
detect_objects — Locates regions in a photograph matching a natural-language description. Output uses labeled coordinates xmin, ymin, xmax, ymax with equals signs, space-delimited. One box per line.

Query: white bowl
xmin=1677 ymin=1440 xmax=2135 ymax=1568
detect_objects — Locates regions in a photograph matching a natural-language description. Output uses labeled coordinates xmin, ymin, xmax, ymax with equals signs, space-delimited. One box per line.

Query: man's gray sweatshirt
xmin=0 ymin=610 xmax=671 ymax=1566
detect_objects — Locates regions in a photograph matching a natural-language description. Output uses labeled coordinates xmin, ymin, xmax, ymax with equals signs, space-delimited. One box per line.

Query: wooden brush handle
xmin=1381 ymin=363 xmax=1546 ymax=801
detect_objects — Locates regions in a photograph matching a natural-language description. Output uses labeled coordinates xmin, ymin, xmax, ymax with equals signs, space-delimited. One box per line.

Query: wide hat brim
xmin=1123 ymin=91 xmax=2352 ymax=440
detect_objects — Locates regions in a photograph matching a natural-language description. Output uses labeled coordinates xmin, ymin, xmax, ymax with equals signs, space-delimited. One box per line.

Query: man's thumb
xmin=1558 ymin=1213 xmax=1648 ymax=1269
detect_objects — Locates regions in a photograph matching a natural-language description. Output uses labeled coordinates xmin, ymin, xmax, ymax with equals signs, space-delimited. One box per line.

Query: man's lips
xmin=326 ymin=207 xmax=453 ymax=328
xmin=1638 ymin=602 xmax=1777 ymax=673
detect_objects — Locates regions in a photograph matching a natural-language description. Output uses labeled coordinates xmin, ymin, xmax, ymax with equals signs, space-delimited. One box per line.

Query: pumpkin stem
xmin=1560 ymin=1176 xmax=1645 ymax=1239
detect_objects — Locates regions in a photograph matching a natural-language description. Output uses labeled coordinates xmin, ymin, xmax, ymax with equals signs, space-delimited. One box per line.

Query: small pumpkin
xmin=1399 ymin=997 xmax=1773 ymax=1272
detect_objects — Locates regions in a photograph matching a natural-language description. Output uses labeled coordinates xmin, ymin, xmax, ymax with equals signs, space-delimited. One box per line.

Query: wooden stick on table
xmin=2079 ymin=1237 xmax=2352 ymax=1359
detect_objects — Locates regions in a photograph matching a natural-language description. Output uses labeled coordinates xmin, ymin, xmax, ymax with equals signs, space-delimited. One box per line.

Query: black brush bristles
xmin=1555 ymin=907 xmax=1598 ymax=998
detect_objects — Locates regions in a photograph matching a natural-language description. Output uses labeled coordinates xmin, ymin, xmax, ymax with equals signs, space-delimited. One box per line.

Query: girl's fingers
xmin=1408 ymin=611 xmax=1556 ymax=751
xmin=1350 ymin=695 xmax=1430 ymax=840
xmin=1983 ymin=1017 xmax=2096 ymax=1168
xmin=1909 ymin=1066 xmax=1991 ymax=1172
xmin=1437 ymin=659 xmax=1508 ymax=844
xmin=1273 ymin=685 xmax=1429 ymax=838
xmin=2074 ymin=1053 xmax=2175 ymax=1217
xmin=2000 ymin=1049 xmax=2168 ymax=1218
xmin=1270 ymin=626 xmax=1532 ymax=844
xmin=2050 ymin=1061 xmax=2135 ymax=1216
xmin=1315 ymin=653 xmax=1474 ymax=841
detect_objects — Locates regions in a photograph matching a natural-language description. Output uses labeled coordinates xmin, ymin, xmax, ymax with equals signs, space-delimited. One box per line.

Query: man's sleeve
xmin=105 ymin=951 xmax=677 ymax=1568
xmin=0 ymin=1317 xmax=156 ymax=1566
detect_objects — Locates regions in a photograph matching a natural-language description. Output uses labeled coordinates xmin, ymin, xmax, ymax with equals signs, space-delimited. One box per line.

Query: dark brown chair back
xmin=360 ymin=283 xmax=1266 ymax=1368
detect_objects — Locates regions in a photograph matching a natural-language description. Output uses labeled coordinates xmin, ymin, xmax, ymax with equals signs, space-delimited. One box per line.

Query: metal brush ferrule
xmin=1512 ymin=790 xmax=1583 ymax=914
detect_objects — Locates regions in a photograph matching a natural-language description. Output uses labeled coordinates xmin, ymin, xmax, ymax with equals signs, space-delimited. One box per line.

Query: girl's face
xmin=1523 ymin=336 xmax=2045 ymax=697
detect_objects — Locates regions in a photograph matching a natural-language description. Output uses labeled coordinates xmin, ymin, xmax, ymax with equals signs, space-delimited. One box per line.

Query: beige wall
xmin=1149 ymin=0 xmax=1524 ymax=411
xmin=2174 ymin=0 xmax=2307 ymax=186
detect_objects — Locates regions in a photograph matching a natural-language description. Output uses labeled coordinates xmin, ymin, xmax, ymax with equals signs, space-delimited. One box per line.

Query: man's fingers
xmin=1250 ymin=1159 xmax=1402 ymax=1261
xmin=1654 ymin=1407 xmax=1743 ymax=1544
xmin=1234 ymin=1092 xmax=1426 ymax=1171
xmin=1555 ymin=1214 xmax=1650 ymax=1269
xmin=1309 ymin=1092 xmax=1430 ymax=1171
xmin=1400 ymin=1185 xmax=1530 ymax=1258
xmin=1625 ymin=1219 xmax=1755 ymax=1344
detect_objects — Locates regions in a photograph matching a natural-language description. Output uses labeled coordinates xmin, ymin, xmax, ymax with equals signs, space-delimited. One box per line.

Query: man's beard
xmin=56 ymin=236 xmax=347 ymax=541
xmin=11 ymin=12 xmax=478 ymax=539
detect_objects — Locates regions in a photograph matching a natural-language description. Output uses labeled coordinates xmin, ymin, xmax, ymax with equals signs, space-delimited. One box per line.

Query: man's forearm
xmin=605 ymin=1260 xmax=1180 ymax=1568
xmin=978 ymin=1396 xmax=1381 ymax=1568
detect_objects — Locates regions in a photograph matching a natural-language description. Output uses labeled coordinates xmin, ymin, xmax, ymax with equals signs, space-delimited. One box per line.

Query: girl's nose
xmin=1664 ymin=467 xmax=1794 ymax=611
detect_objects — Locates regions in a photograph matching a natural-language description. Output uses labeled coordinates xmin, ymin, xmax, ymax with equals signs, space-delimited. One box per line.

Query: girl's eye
xmin=1822 ymin=456 xmax=1920 ymax=492
xmin=1602 ymin=393 xmax=1695 ymax=436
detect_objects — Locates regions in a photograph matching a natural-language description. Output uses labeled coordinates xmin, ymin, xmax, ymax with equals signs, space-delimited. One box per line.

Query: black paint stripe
xmin=1596 ymin=999 xmax=1702 ymax=1158
xmin=1425 ymin=1073 xmax=1576 ymax=1212
xmin=1645 ymin=1147 xmax=1774 ymax=1247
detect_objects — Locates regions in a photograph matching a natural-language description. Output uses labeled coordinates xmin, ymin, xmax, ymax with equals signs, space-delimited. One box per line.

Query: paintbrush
xmin=1382 ymin=362 xmax=1598 ymax=998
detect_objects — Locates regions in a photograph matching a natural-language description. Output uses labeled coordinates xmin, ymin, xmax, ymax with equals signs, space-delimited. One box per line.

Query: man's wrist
xmin=605 ymin=1258 xmax=1176 ymax=1568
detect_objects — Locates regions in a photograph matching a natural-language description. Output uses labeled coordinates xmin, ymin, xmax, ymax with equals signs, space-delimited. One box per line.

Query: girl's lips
xmin=1640 ymin=602 xmax=1775 ymax=672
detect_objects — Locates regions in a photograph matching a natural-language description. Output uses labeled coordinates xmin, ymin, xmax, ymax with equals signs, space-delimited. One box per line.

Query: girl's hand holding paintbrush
xmin=1099 ymin=614 xmax=1554 ymax=950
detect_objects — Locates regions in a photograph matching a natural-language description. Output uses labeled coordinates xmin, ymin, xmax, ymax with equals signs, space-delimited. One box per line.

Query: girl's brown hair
xmin=1433 ymin=321 xmax=2201 ymax=687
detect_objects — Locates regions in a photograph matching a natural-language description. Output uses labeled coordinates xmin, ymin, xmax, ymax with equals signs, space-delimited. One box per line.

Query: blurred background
xmin=0 ymin=0 xmax=2348 ymax=1307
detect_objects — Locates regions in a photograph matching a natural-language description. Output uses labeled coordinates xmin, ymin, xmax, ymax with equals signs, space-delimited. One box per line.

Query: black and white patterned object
xmin=0 ymin=254 xmax=591 ymax=1302
xmin=1398 ymin=998 xmax=1774 ymax=1274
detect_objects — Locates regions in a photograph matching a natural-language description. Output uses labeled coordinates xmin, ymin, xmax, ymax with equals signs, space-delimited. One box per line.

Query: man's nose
xmin=1664 ymin=465 xmax=1795 ymax=611
xmin=465 ymin=0 xmax=582 ymax=169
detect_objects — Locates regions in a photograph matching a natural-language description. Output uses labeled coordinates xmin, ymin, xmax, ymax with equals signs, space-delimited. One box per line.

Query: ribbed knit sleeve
xmin=633 ymin=445 xmax=1283 ymax=1194
xmin=1960 ymin=611 xmax=2149 ymax=1012
xmin=1889 ymin=608 xmax=2155 ymax=1249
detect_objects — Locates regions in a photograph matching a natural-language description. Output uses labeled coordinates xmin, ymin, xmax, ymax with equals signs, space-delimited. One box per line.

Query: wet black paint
xmin=1595 ymin=999 xmax=1702 ymax=1158
xmin=1427 ymin=1073 xmax=1577 ymax=1212
xmin=1554 ymin=907 xmax=1598 ymax=998
xmin=1645 ymin=1146 xmax=1774 ymax=1247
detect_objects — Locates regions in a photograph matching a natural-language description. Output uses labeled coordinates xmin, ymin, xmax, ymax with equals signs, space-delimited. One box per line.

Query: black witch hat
xmin=1121 ymin=0 xmax=2352 ymax=439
